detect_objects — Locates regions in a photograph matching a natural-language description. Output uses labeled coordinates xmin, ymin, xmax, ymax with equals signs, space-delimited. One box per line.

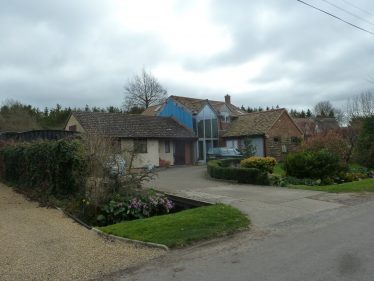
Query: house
xmin=64 ymin=112 xmax=197 ymax=168
xmin=143 ymin=95 xmax=245 ymax=162
xmin=223 ymin=109 xmax=304 ymax=160
xmin=293 ymin=117 xmax=340 ymax=138
xmin=293 ymin=118 xmax=317 ymax=140
xmin=314 ymin=117 xmax=339 ymax=133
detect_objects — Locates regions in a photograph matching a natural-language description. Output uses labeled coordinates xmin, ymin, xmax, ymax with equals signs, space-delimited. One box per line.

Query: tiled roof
xmin=170 ymin=95 xmax=245 ymax=116
xmin=293 ymin=118 xmax=316 ymax=136
xmin=223 ymin=109 xmax=286 ymax=137
xmin=141 ymin=95 xmax=245 ymax=117
xmin=315 ymin=117 xmax=339 ymax=131
xmin=72 ymin=112 xmax=196 ymax=139
xmin=142 ymin=104 xmax=163 ymax=116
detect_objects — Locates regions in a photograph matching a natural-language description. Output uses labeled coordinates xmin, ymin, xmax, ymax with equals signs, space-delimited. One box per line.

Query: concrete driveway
xmin=148 ymin=166 xmax=343 ymax=227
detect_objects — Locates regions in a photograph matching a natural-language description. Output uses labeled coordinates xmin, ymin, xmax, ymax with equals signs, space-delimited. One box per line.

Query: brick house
xmin=223 ymin=109 xmax=304 ymax=161
xmin=64 ymin=112 xmax=197 ymax=168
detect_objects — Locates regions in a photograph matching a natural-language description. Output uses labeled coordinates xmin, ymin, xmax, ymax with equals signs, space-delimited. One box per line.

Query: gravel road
xmin=0 ymin=183 xmax=165 ymax=281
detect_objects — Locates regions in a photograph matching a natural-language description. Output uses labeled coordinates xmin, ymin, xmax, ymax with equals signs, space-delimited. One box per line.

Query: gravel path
xmin=0 ymin=183 xmax=165 ymax=281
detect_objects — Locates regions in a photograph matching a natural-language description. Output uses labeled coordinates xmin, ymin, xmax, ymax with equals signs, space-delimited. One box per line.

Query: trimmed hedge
xmin=240 ymin=156 xmax=277 ymax=173
xmin=0 ymin=139 xmax=87 ymax=197
xmin=207 ymin=159 xmax=269 ymax=185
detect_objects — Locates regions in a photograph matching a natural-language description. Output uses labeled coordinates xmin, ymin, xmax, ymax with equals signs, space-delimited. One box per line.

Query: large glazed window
xmin=205 ymin=119 xmax=212 ymax=138
xmin=195 ymin=105 xmax=219 ymax=162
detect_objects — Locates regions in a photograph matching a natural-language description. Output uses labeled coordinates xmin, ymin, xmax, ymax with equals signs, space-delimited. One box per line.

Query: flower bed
xmin=96 ymin=191 xmax=175 ymax=226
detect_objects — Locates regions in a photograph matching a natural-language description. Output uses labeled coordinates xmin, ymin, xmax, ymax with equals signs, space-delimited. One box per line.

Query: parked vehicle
xmin=207 ymin=147 xmax=243 ymax=160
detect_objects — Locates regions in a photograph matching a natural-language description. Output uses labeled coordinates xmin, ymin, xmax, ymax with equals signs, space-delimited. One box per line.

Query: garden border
xmin=55 ymin=206 xmax=169 ymax=251
xmin=91 ymin=227 xmax=169 ymax=251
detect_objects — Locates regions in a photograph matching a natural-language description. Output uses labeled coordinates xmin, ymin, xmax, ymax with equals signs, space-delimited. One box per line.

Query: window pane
xmin=205 ymin=119 xmax=212 ymax=138
xmin=134 ymin=139 xmax=147 ymax=153
xmin=212 ymin=119 xmax=218 ymax=138
xmin=198 ymin=120 xmax=204 ymax=138
xmin=165 ymin=140 xmax=170 ymax=153
xmin=198 ymin=141 xmax=204 ymax=160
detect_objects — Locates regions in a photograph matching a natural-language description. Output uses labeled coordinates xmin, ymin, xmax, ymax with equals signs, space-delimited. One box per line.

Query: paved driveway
xmin=147 ymin=166 xmax=343 ymax=227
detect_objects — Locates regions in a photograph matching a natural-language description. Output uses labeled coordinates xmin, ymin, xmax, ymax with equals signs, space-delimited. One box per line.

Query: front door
xmin=174 ymin=141 xmax=185 ymax=165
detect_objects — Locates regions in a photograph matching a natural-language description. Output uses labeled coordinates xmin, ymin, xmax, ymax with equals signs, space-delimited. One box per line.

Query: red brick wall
xmin=265 ymin=112 xmax=303 ymax=161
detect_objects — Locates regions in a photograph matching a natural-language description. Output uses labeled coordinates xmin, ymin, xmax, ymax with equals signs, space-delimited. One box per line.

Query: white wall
xmin=159 ymin=140 xmax=174 ymax=165
xmin=121 ymin=139 xmax=160 ymax=168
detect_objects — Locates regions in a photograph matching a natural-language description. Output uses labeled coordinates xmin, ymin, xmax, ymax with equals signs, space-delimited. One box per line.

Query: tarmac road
xmin=117 ymin=164 xmax=374 ymax=281
xmin=117 ymin=199 xmax=374 ymax=281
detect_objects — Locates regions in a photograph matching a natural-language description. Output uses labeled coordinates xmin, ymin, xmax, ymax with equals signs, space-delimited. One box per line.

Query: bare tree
xmin=123 ymin=68 xmax=167 ymax=111
xmin=346 ymin=90 xmax=374 ymax=120
xmin=314 ymin=101 xmax=335 ymax=117
xmin=314 ymin=100 xmax=343 ymax=124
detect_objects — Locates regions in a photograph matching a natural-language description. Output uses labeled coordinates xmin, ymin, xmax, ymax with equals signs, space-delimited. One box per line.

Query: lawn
xmin=288 ymin=178 xmax=374 ymax=193
xmin=99 ymin=204 xmax=250 ymax=248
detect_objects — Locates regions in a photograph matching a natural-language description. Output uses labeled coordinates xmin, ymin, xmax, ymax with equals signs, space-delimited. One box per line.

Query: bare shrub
xmin=302 ymin=130 xmax=352 ymax=163
xmin=81 ymin=134 xmax=155 ymax=208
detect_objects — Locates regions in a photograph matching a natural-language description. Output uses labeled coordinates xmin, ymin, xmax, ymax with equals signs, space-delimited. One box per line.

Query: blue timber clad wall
xmin=159 ymin=98 xmax=194 ymax=130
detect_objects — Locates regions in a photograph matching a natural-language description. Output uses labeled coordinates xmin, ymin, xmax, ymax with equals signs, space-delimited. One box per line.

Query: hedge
xmin=240 ymin=156 xmax=277 ymax=173
xmin=0 ymin=139 xmax=87 ymax=197
xmin=207 ymin=159 xmax=269 ymax=185
xmin=284 ymin=149 xmax=342 ymax=180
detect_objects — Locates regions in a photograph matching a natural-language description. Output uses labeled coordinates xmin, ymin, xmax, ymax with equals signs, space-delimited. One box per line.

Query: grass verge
xmin=99 ymin=204 xmax=249 ymax=248
xmin=288 ymin=178 xmax=374 ymax=193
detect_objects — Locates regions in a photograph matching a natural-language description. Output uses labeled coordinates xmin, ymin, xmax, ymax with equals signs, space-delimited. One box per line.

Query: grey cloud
xmin=1 ymin=0 xmax=374 ymax=111
xmin=0 ymin=0 xmax=169 ymax=108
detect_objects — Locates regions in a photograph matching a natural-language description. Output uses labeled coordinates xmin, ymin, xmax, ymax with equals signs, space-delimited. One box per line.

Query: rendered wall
xmin=159 ymin=140 xmax=175 ymax=165
xmin=121 ymin=139 xmax=160 ymax=168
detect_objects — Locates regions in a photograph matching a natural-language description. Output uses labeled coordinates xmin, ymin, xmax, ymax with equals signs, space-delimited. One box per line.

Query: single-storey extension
xmin=64 ymin=112 xmax=197 ymax=168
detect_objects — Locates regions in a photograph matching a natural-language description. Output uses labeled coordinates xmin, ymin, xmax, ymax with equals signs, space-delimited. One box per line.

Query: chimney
xmin=225 ymin=94 xmax=231 ymax=104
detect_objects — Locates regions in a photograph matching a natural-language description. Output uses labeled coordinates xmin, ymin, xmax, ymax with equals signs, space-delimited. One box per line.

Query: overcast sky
xmin=1 ymin=0 xmax=374 ymax=111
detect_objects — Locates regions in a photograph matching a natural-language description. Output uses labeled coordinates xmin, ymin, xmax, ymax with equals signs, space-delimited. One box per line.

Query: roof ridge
xmin=171 ymin=95 xmax=227 ymax=105
xmin=241 ymin=108 xmax=286 ymax=115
